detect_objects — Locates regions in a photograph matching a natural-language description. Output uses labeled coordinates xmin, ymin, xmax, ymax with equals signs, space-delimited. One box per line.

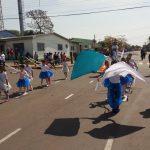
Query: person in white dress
xmin=24 ymin=61 xmax=33 ymax=91
xmin=0 ymin=66 xmax=10 ymax=101
xmin=62 ymin=58 xmax=69 ymax=80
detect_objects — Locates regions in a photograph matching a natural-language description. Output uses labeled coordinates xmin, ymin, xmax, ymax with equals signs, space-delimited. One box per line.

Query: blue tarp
xmin=71 ymin=50 xmax=106 ymax=80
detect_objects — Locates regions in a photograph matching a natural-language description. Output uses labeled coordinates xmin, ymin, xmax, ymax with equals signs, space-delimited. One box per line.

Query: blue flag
xmin=71 ymin=50 xmax=106 ymax=80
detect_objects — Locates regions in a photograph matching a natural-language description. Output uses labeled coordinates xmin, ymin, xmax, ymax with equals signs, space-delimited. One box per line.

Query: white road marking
xmin=89 ymin=80 xmax=94 ymax=84
xmin=55 ymin=81 xmax=60 ymax=84
xmin=147 ymin=62 xmax=149 ymax=65
xmin=104 ymin=137 xmax=114 ymax=150
xmin=65 ymin=94 xmax=74 ymax=100
xmin=0 ymin=128 xmax=22 ymax=144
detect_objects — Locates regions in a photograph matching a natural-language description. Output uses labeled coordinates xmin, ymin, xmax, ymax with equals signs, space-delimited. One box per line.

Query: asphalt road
xmin=0 ymin=51 xmax=150 ymax=150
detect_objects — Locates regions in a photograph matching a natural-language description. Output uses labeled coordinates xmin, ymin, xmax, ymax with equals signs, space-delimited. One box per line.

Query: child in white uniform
xmin=24 ymin=61 xmax=33 ymax=91
xmin=0 ymin=66 xmax=10 ymax=101
xmin=62 ymin=58 xmax=69 ymax=80
xmin=11 ymin=65 xmax=31 ymax=95
xmin=39 ymin=60 xmax=54 ymax=87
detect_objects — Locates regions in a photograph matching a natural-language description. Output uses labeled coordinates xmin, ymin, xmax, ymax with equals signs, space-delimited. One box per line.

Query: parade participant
xmin=0 ymin=66 xmax=10 ymax=101
xmin=103 ymin=60 xmax=131 ymax=113
xmin=111 ymin=40 xmax=119 ymax=62
xmin=148 ymin=53 xmax=150 ymax=68
xmin=98 ymin=60 xmax=110 ymax=78
xmin=11 ymin=65 xmax=31 ymax=95
xmin=62 ymin=58 xmax=69 ymax=80
xmin=45 ymin=60 xmax=54 ymax=85
xmin=24 ymin=61 xmax=33 ymax=91
xmin=39 ymin=60 xmax=54 ymax=87
xmin=126 ymin=53 xmax=138 ymax=70
xmin=126 ymin=53 xmax=138 ymax=88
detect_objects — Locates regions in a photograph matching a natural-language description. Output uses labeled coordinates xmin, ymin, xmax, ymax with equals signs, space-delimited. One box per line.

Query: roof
xmin=0 ymin=32 xmax=70 ymax=42
xmin=70 ymin=38 xmax=94 ymax=45
xmin=0 ymin=30 xmax=16 ymax=38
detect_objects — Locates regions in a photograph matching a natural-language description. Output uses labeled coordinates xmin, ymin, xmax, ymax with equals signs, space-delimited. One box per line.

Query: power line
xmin=49 ymin=5 xmax=150 ymax=17
xmin=1 ymin=4 xmax=150 ymax=20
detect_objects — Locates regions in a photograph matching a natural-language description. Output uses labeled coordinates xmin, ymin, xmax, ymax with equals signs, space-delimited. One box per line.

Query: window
xmin=37 ymin=43 xmax=45 ymax=51
xmin=71 ymin=46 xmax=74 ymax=51
xmin=66 ymin=44 xmax=68 ymax=49
xmin=58 ymin=44 xmax=63 ymax=50
xmin=84 ymin=45 xmax=88 ymax=48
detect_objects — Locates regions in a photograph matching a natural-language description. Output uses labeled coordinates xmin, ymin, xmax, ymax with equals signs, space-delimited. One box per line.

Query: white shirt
xmin=109 ymin=75 xmax=120 ymax=83
xmin=40 ymin=64 xmax=50 ymax=72
xmin=0 ymin=72 xmax=7 ymax=82
xmin=19 ymin=70 xmax=30 ymax=79
xmin=62 ymin=62 xmax=69 ymax=72
xmin=24 ymin=65 xmax=32 ymax=76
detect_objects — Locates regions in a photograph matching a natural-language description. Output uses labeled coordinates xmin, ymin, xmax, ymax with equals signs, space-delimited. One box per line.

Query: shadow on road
xmin=144 ymin=75 xmax=150 ymax=78
xmin=86 ymin=123 xmax=144 ymax=139
xmin=9 ymin=92 xmax=20 ymax=98
xmin=89 ymin=75 xmax=100 ymax=78
xmin=83 ymin=111 xmax=144 ymax=139
xmin=89 ymin=100 xmax=110 ymax=112
xmin=45 ymin=112 xmax=144 ymax=139
xmin=45 ymin=118 xmax=80 ymax=136
xmin=53 ymin=78 xmax=66 ymax=81
xmin=140 ymin=109 xmax=150 ymax=118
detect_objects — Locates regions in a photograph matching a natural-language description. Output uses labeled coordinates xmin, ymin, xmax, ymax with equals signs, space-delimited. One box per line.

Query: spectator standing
xmin=111 ymin=40 xmax=119 ymax=61
xmin=34 ymin=52 xmax=38 ymax=61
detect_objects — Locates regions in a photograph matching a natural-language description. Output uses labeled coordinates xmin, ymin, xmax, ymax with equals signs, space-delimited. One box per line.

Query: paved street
xmin=0 ymin=51 xmax=150 ymax=150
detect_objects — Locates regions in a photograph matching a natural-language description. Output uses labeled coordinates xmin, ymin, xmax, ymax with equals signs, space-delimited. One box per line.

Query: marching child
xmin=39 ymin=60 xmax=54 ymax=87
xmin=0 ymin=66 xmax=10 ymax=101
xmin=62 ymin=58 xmax=69 ymax=80
xmin=11 ymin=65 xmax=31 ymax=95
xmin=24 ymin=61 xmax=33 ymax=91
xmin=103 ymin=61 xmax=130 ymax=113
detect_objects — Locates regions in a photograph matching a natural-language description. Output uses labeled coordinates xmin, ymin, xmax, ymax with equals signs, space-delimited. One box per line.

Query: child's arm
xmin=9 ymin=67 xmax=20 ymax=74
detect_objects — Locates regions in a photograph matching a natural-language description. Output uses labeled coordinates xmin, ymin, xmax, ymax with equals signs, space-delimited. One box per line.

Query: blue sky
xmin=1 ymin=0 xmax=150 ymax=46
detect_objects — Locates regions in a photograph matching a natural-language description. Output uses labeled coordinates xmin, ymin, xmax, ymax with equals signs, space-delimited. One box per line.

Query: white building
xmin=0 ymin=32 xmax=79 ymax=59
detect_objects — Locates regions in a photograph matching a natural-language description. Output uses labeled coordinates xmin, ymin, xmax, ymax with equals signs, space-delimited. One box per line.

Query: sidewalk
xmin=5 ymin=61 xmax=74 ymax=69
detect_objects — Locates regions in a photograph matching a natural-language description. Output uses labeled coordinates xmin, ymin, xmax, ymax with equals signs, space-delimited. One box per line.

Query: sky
xmin=1 ymin=0 xmax=150 ymax=46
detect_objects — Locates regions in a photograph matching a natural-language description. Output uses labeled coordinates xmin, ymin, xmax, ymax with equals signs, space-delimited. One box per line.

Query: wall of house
xmin=32 ymin=34 xmax=71 ymax=59
xmin=5 ymin=39 xmax=33 ymax=56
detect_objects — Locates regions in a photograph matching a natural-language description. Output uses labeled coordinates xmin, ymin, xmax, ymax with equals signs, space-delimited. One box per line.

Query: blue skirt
xmin=104 ymin=79 xmax=122 ymax=109
xmin=39 ymin=71 xmax=54 ymax=79
xmin=108 ymin=82 xmax=122 ymax=109
xmin=17 ymin=78 xmax=30 ymax=87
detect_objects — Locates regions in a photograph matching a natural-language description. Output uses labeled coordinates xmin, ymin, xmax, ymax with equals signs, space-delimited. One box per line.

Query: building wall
xmin=5 ymin=39 xmax=33 ymax=56
xmin=32 ymin=34 xmax=71 ymax=59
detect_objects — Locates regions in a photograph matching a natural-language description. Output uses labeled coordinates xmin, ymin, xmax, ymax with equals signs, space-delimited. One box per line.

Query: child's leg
xmin=22 ymin=87 xmax=28 ymax=95
xmin=19 ymin=87 xmax=22 ymax=94
xmin=30 ymin=84 xmax=33 ymax=91
xmin=4 ymin=91 xmax=9 ymax=101
xmin=48 ymin=77 xmax=51 ymax=85
xmin=41 ymin=79 xmax=43 ymax=86
xmin=46 ymin=78 xmax=49 ymax=86
xmin=64 ymin=72 xmax=67 ymax=79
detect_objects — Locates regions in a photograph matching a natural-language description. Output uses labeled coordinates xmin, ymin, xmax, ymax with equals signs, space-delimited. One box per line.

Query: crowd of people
xmin=33 ymin=52 xmax=67 ymax=66
xmin=0 ymin=54 xmax=70 ymax=101
xmin=0 ymin=40 xmax=146 ymax=112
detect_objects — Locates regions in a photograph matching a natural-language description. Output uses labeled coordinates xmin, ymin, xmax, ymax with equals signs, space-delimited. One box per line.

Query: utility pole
xmin=93 ymin=34 xmax=96 ymax=50
xmin=18 ymin=0 xmax=24 ymax=35
xmin=0 ymin=0 xmax=4 ymax=31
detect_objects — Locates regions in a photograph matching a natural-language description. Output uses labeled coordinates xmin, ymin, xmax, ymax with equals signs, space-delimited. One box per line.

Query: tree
xmin=26 ymin=9 xmax=54 ymax=34
xmin=23 ymin=30 xmax=34 ymax=36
